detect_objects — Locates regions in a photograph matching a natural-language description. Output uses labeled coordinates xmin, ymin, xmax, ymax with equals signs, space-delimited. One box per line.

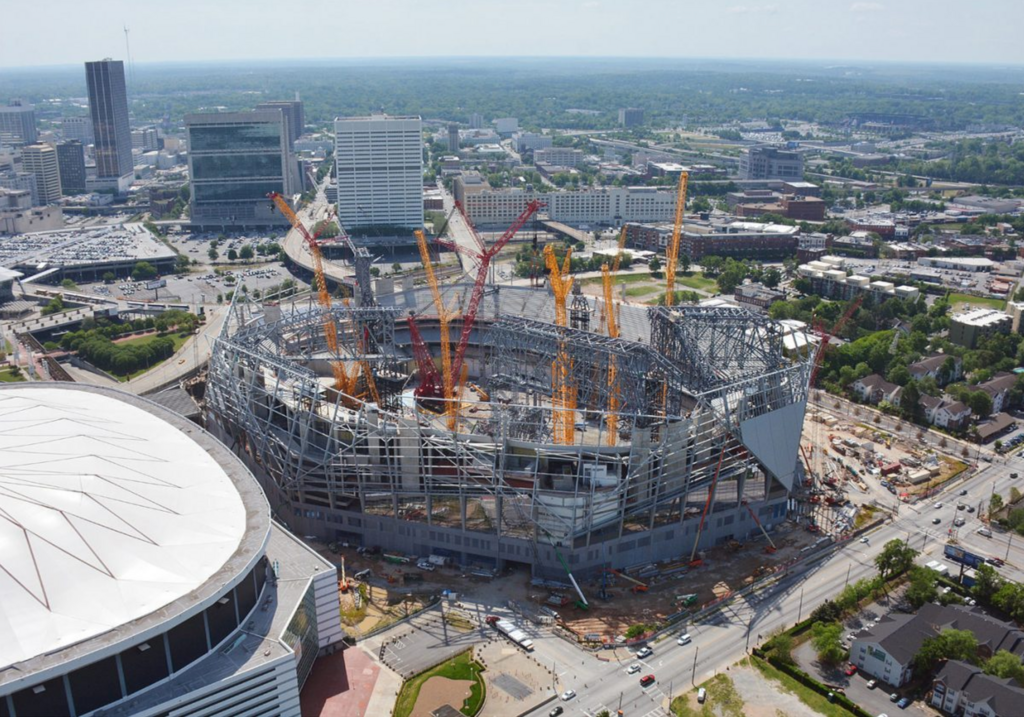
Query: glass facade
xmin=186 ymin=113 xmax=294 ymax=226
xmin=85 ymin=60 xmax=133 ymax=179
xmin=282 ymin=582 xmax=319 ymax=689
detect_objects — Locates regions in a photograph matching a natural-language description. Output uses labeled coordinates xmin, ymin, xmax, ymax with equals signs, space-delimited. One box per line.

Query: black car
xmin=549 ymin=707 xmax=564 ymax=717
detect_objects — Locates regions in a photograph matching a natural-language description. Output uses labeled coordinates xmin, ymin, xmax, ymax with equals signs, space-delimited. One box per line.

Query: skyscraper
xmin=185 ymin=110 xmax=296 ymax=227
xmin=0 ymin=101 xmax=37 ymax=146
xmin=21 ymin=144 xmax=62 ymax=204
xmin=61 ymin=116 xmax=94 ymax=144
xmin=447 ymin=123 xmax=460 ymax=153
xmin=334 ymin=115 xmax=423 ymax=234
xmin=56 ymin=141 xmax=86 ymax=195
xmin=255 ymin=100 xmax=304 ymax=146
xmin=85 ymin=59 xmax=133 ymax=192
xmin=618 ymin=107 xmax=644 ymax=128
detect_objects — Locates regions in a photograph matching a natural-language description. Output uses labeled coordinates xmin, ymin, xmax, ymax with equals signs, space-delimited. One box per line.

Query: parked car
xmin=897 ymin=697 xmax=911 ymax=708
xmin=889 ymin=692 xmax=900 ymax=702
xmin=867 ymin=679 xmax=877 ymax=689
xmin=844 ymin=664 xmax=857 ymax=676
xmin=697 ymin=687 xmax=707 ymax=703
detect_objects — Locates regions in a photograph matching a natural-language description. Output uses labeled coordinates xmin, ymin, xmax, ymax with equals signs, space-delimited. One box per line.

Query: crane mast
xmin=544 ymin=245 xmax=576 ymax=445
xmin=600 ymin=226 xmax=629 ymax=445
xmin=664 ymin=171 xmax=689 ymax=307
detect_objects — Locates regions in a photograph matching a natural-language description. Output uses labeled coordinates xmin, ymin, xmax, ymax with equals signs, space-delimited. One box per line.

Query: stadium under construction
xmin=206 ymin=283 xmax=813 ymax=581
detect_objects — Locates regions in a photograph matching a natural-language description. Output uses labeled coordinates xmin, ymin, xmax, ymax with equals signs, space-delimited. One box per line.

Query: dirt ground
xmin=411 ymin=676 xmax=475 ymax=717
xmin=725 ymin=664 xmax=821 ymax=717
xmin=554 ymin=523 xmax=818 ymax=640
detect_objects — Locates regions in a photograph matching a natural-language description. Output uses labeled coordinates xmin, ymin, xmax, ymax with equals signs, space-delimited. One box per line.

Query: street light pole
xmin=1007 ymin=531 xmax=1014 ymax=562
xmin=797 ymin=586 xmax=805 ymax=623
xmin=691 ymin=645 xmax=699 ymax=687
xmin=844 ymin=563 xmax=852 ymax=589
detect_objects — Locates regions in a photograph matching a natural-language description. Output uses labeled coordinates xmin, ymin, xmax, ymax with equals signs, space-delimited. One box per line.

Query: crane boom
xmin=664 ymin=171 xmax=689 ymax=307
xmin=268 ymin=192 xmax=353 ymax=392
xmin=600 ymin=226 xmax=628 ymax=445
xmin=415 ymin=229 xmax=454 ymax=410
xmin=449 ymin=200 xmax=543 ymax=384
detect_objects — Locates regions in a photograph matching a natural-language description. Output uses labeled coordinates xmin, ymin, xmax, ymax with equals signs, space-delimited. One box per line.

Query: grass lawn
xmin=749 ymin=657 xmax=854 ymax=717
xmin=670 ymin=673 xmax=744 ymax=717
xmin=624 ymin=285 xmax=660 ymax=298
xmin=394 ymin=650 xmax=486 ymax=717
xmin=947 ymin=293 xmax=1005 ymax=311
xmin=115 ymin=331 xmax=193 ymax=382
xmin=0 ymin=368 xmax=26 ymax=383
xmin=582 ymin=271 xmax=656 ymax=287
xmin=675 ymin=272 xmax=718 ymax=292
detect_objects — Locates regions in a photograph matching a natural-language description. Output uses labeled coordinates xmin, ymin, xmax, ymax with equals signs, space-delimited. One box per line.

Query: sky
xmin=3 ymin=0 xmax=1024 ymax=68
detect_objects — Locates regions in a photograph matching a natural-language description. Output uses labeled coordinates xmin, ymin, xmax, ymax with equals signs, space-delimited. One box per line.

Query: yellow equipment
xmin=269 ymin=193 xmax=378 ymax=405
xmin=664 ymin=171 xmax=689 ymax=307
xmin=544 ymin=245 xmax=576 ymax=445
xmin=414 ymin=229 xmax=457 ymax=427
xmin=599 ymin=227 xmax=629 ymax=445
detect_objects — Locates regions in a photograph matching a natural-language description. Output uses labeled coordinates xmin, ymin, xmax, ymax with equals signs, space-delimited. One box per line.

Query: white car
xmin=677 ymin=633 xmax=692 ymax=646
xmin=934 ymin=502 xmax=943 ymax=509
xmin=561 ymin=689 xmax=576 ymax=701
xmin=627 ymin=663 xmax=642 ymax=674
xmin=636 ymin=647 xmax=653 ymax=659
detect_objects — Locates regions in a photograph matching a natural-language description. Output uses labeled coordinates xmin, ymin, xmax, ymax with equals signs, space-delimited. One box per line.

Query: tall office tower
xmin=61 ymin=116 xmax=94 ymax=144
xmin=185 ymin=110 xmax=296 ymax=227
xmin=131 ymin=126 xmax=159 ymax=151
xmin=469 ymin=113 xmax=483 ymax=129
xmin=21 ymin=144 xmax=62 ymax=204
xmin=255 ymin=100 xmax=304 ymax=146
xmin=447 ymin=123 xmax=459 ymax=153
xmin=0 ymin=100 xmax=37 ymax=146
xmin=56 ymin=140 xmax=86 ymax=194
xmin=618 ymin=107 xmax=644 ymax=128
xmin=85 ymin=59 xmax=133 ymax=192
xmin=334 ymin=115 xmax=423 ymax=234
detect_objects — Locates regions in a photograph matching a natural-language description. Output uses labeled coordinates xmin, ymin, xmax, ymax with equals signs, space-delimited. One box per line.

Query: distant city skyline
xmin=2 ymin=0 xmax=1023 ymax=68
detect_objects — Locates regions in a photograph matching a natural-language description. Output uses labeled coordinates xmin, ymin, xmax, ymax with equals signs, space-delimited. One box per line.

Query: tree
xmin=984 ymin=650 xmax=1024 ymax=684
xmin=41 ymin=296 xmax=65 ymax=316
xmin=914 ymin=629 xmax=979 ymax=674
xmin=131 ymin=261 xmax=158 ymax=281
xmin=991 ymin=493 xmax=1005 ymax=513
xmin=905 ymin=566 xmax=939 ymax=609
xmin=61 ymin=278 xmax=78 ymax=290
xmin=227 ymin=248 xmax=238 ymax=261
xmin=391 ymin=262 xmax=402 ymax=274
xmin=810 ymin=600 xmax=843 ymax=625
xmin=763 ymin=268 xmax=781 ymax=289
xmin=208 ymin=248 xmax=219 ymax=261
xmin=763 ymin=633 xmax=795 ymax=666
xmin=239 ymin=245 xmax=254 ymax=261
xmin=102 ymin=271 xmax=116 ymax=283
xmin=679 ymin=254 xmax=692 ymax=274
xmin=967 ymin=390 xmax=994 ymax=418
xmin=1013 ymin=487 xmax=1023 ymax=504
xmin=875 ymin=539 xmax=919 ymax=581
xmin=972 ymin=564 xmax=1003 ymax=603
xmin=810 ymin=622 xmax=846 ymax=665
xmin=648 ymin=256 xmax=662 ymax=274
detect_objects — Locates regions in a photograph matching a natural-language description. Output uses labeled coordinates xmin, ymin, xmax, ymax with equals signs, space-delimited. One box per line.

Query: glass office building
xmin=85 ymin=60 xmax=133 ymax=182
xmin=185 ymin=111 xmax=296 ymax=227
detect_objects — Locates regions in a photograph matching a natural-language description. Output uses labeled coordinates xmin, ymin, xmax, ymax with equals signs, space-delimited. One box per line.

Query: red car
xmin=640 ymin=674 xmax=655 ymax=687
xmin=844 ymin=664 xmax=857 ymax=676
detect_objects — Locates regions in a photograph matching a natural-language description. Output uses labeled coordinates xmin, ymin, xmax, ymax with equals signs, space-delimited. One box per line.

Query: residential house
xmin=931 ymin=660 xmax=1024 ymax=716
xmin=851 ymin=604 xmax=1024 ymax=689
xmin=908 ymin=354 xmax=962 ymax=386
xmin=919 ymin=395 xmax=973 ymax=431
xmin=970 ymin=372 xmax=1017 ymax=416
xmin=850 ymin=374 xmax=903 ymax=406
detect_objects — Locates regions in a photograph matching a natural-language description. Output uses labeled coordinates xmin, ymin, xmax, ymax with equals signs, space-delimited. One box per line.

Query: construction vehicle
xmin=663 ymin=171 xmax=689 ymax=307
xmin=602 ymin=567 xmax=649 ymax=593
xmin=688 ymin=445 xmax=728 ymax=568
xmin=556 ymin=550 xmax=589 ymax=609
xmin=268 ymin=192 xmax=380 ymax=405
xmin=675 ymin=593 xmax=698 ymax=607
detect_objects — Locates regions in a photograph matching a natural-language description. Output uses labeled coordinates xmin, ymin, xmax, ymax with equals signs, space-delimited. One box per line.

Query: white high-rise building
xmin=21 ymin=144 xmax=62 ymax=204
xmin=334 ymin=115 xmax=423 ymax=233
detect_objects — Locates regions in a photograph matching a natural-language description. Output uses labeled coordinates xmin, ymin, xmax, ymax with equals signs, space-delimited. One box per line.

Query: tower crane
xmin=269 ymin=192 xmax=378 ymax=404
xmin=664 ymin=171 xmax=689 ymax=307
xmin=544 ymin=244 xmax=575 ymax=445
xmin=600 ymin=226 xmax=629 ymax=446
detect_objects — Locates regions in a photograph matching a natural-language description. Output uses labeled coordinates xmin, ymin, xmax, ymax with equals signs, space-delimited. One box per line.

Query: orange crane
xmin=600 ymin=227 xmax=629 ymax=446
xmin=544 ymin=245 xmax=576 ymax=445
xmin=268 ymin=192 xmax=379 ymax=405
xmin=664 ymin=171 xmax=689 ymax=307
xmin=415 ymin=228 xmax=456 ymax=425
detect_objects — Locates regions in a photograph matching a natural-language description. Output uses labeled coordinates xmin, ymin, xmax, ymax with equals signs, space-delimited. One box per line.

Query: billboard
xmin=145 ymin=279 xmax=167 ymax=290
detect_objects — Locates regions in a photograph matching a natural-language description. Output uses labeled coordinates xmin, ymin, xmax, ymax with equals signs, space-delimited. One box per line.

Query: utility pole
xmin=797 ymin=586 xmax=805 ymax=623
xmin=844 ymin=563 xmax=852 ymax=589
xmin=691 ymin=645 xmax=699 ymax=687
xmin=1007 ymin=531 xmax=1014 ymax=562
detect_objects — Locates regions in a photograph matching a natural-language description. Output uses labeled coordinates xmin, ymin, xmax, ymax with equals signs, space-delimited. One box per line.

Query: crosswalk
xmin=577 ymin=703 xmax=667 ymax=717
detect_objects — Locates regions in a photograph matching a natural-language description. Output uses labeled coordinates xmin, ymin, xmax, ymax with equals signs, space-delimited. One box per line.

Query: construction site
xmin=205 ymin=175 xmax=816 ymax=603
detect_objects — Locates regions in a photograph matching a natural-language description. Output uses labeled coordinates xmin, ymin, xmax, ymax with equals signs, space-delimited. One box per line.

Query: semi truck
xmin=486 ymin=616 xmax=535 ymax=651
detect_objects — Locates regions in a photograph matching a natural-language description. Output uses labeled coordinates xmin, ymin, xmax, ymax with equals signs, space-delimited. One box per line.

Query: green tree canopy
xmin=131 ymin=261 xmax=158 ymax=281
xmin=984 ymin=650 xmax=1024 ymax=684
xmin=874 ymin=539 xmax=919 ymax=581
xmin=914 ymin=629 xmax=979 ymax=674
xmin=810 ymin=621 xmax=846 ymax=666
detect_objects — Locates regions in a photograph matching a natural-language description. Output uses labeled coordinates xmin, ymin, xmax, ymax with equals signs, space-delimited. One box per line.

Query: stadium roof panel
xmin=0 ymin=385 xmax=262 ymax=674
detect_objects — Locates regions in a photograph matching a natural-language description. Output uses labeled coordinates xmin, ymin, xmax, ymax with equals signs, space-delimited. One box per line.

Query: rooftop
xmin=953 ymin=308 xmax=1011 ymax=328
xmin=0 ymin=384 xmax=270 ymax=688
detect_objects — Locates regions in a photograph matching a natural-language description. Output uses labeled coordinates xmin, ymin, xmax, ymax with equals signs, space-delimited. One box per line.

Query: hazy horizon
xmin=3 ymin=0 xmax=1023 ymax=68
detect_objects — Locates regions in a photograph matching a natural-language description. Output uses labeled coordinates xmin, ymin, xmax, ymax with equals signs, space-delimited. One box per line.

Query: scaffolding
xmin=206 ymin=289 xmax=813 ymax=577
